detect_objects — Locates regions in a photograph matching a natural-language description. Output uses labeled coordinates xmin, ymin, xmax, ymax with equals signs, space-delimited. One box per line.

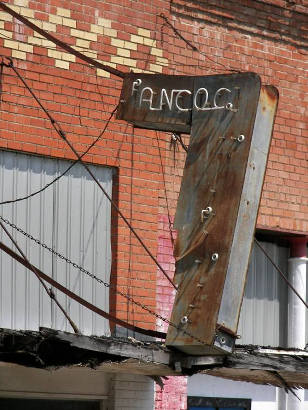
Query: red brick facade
xmin=0 ymin=0 xmax=307 ymax=407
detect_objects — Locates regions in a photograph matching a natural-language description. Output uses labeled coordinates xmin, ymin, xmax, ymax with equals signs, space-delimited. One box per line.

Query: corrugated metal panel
xmin=0 ymin=150 xmax=112 ymax=336
xmin=237 ymin=241 xmax=288 ymax=347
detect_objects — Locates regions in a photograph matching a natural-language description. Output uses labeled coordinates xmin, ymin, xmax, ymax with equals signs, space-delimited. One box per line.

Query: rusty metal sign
xmin=117 ymin=73 xmax=193 ymax=133
xmin=117 ymin=73 xmax=241 ymax=133
xmin=118 ymin=72 xmax=278 ymax=356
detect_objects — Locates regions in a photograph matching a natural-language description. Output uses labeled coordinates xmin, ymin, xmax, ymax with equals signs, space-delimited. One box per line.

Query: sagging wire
xmin=0 ymin=58 xmax=4 ymax=106
xmin=0 ymin=29 xmax=228 ymax=75
xmin=0 ymin=215 xmax=208 ymax=345
xmin=0 ymin=219 xmax=79 ymax=334
xmin=159 ymin=13 xmax=239 ymax=72
xmin=255 ymin=239 xmax=308 ymax=311
xmin=156 ymin=131 xmax=175 ymax=246
xmin=0 ymin=82 xmax=118 ymax=206
xmin=0 ymin=2 xmax=124 ymax=79
xmin=4 ymin=57 xmax=177 ymax=290
xmin=0 ymin=57 xmax=214 ymax=345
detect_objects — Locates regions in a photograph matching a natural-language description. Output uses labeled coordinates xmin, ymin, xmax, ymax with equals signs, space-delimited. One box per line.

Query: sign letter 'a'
xmin=117 ymin=72 xmax=279 ymax=355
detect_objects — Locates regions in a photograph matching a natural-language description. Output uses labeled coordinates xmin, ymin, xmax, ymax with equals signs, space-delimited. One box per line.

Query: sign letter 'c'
xmin=213 ymin=88 xmax=232 ymax=109
xmin=175 ymin=90 xmax=192 ymax=112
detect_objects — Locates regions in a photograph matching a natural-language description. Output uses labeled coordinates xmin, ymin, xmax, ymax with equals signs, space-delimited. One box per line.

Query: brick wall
xmin=104 ymin=373 xmax=155 ymax=410
xmin=0 ymin=0 xmax=307 ymax=408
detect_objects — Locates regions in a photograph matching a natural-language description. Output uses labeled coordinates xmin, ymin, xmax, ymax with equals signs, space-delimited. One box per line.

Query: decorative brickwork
xmin=0 ymin=1 xmax=307 ymax=408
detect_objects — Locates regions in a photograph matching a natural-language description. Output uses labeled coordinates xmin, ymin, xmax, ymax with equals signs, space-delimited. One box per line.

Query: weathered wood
xmin=40 ymin=328 xmax=170 ymax=365
xmin=225 ymin=350 xmax=308 ymax=373
xmin=2 ymin=328 xmax=308 ymax=387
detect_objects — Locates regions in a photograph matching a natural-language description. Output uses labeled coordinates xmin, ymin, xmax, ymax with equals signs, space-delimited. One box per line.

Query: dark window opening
xmin=188 ymin=396 xmax=251 ymax=410
xmin=0 ymin=398 xmax=100 ymax=410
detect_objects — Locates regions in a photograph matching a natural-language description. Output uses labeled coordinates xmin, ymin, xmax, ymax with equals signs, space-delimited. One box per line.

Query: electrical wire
xmin=0 ymin=2 xmax=124 ymax=78
xmin=159 ymin=13 xmax=239 ymax=72
xmin=0 ymin=31 xmax=229 ymax=75
xmin=0 ymin=215 xmax=207 ymax=345
xmin=0 ymin=101 xmax=118 ymax=206
xmin=4 ymin=57 xmax=177 ymax=290
xmin=0 ymin=219 xmax=79 ymax=334
xmin=254 ymin=238 xmax=308 ymax=310
xmin=0 ymin=15 xmax=244 ymax=77
xmin=156 ymin=131 xmax=175 ymax=246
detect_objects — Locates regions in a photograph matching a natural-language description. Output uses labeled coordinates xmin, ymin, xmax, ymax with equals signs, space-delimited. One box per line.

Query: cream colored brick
xmin=124 ymin=41 xmax=137 ymax=51
xmin=91 ymin=24 xmax=104 ymax=34
xmin=0 ymin=29 xmax=13 ymax=38
xmin=21 ymin=8 xmax=34 ymax=18
xmin=28 ymin=36 xmax=42 ymax=45
xmin=131 ymin=35 xmax=143 ymax=44
xmin=150 ymin=63 xmax=162 ymax=73
xmin=151 ymin=47 xmax=163 ymax=57
xmin=144 ymin=38 xmax=156 ymax=47
xmin=111 ymin=38 xmax=124 ymax=48
xmin=62 ymin=18 xmax=76 ymax=28
xmin=156 ymin=57 xmax=168 ymax=66
xmin=137 ymin=28 xmax=151 ymax=38
xmin=42 ymin=39 xmax=54 ymax=47
xmin=0 ymin=21 xmax=4 ymax=29
xmin=29 ymin=18 xmax=42 ymax=29
xmin=97 ymin=17 xmax=111 ymax=28
xmin=19 ymin=43 xmax=33 ymax=53
xmin=55 ymin=59 xmax=69 ymax=69
xmin=111 ymin=56 xmax=124 ymax=65
xmin=14 ymin=0 xmax=29 ymax=6
xmin=76 ymin=38 xmax=90 ymax=48
xmin=4 ymin=39 xmax=19 ymax=50
xmin=71 ymin=29 xmax=85 ymax=39
xmin=48 ymin=49 xmax=62 ymax=59
xmin=81 ymin=49 xmax=97 ymax=58
xmin=105 ymin=62 xmax=117 ymax=68
xmin=0 ymin=12 xmax=13 ymax=22
xmin=34 ymin=32 xmax=44 ymax=39
xmin=103 ymin=27 xmax=117 ymax=37
xmin=117 ymin=48 xmax=130 ymax=57
xmin=97 ymin=68 xmax=110 ymax=78
xmin=123 ymin=58 xmax=136 ymax=67
xmin=71 ymin=29 xmax=97 ymax=42
xmin=12 ymin=49 xmax=26 ymax=60
xmin=133 ymin=68 xmax=151 ymax=73
xmin=49 ymin=15 xmax=62 ymax=25
xmin=42 ymin=22 xmax=56 ymax=32
xmin=57 ymin=7 xmax=70 ymax=18
xmin=62 ymin=53 xmax=76 ymax=62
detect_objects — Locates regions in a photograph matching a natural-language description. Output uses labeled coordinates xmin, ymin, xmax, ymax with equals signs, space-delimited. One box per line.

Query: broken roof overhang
xmin=1 ymin=328 xmax=308 ymax=390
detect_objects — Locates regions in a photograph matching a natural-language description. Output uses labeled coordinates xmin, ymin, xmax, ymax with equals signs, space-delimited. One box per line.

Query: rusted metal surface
xmin=217 ymin=86 xmax=279 ymax=334
xmin=117 ymin=73 xmax=194 ymax=133
xmin=117 ymin=72 xmax=278 ymax=356
xmin=166 ymin=73 xmax=264 ymax=355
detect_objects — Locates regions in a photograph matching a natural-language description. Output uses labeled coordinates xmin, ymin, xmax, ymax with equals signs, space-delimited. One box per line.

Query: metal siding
xmin=237 ymin=241 xmax=288 ymax=347
xmin=0 ymin=151 xmax=112 ymax=336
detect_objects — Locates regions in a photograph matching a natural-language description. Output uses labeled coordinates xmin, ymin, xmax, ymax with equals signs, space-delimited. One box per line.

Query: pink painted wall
xmin=155 ymin=214 xmax=187 ymax=410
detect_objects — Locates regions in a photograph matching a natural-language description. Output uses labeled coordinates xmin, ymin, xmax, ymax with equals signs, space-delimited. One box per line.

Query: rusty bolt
xmin=180 ymin=316 xmax=189 ymax=324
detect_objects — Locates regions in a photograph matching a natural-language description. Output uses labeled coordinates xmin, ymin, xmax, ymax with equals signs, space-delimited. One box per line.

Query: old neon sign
xmin=118 ymin=72 xmax=279 ymax=356
xmin=132 ymin=78 xmax=236 ymax=112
